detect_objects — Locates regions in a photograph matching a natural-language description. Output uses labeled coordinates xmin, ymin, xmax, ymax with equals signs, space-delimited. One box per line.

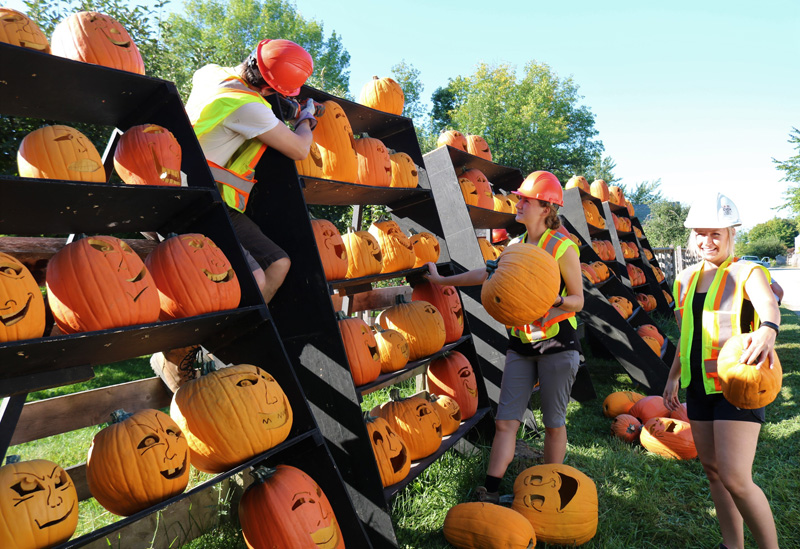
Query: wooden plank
xmin=0 ymin=236 xmax=158 ymax=262
xmin=65 ymin=463 xmax=91 ymax=502
xmin=347 ymin=286 xmax=412 ymax=312
xmin=11 ymin=377 xmax=172 ymax=446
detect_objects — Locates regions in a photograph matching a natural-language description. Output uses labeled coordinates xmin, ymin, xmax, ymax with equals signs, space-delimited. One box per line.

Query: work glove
xmin=294 ymin=98 xmax=318 ymax=131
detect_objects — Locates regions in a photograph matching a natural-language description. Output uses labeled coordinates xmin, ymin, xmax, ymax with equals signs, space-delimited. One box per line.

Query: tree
xmin=745 ymin=218 xmax=797 ymax=249
xmin=584 ymin=153 xmax=619 ymax=184
xmin=623 ymin=179 xmax=664 ymax=205
xmin=773 ymin=127 xmax=800 ymax=217
xmin=641 ymin=201 xmax=692 ymax=248
xmin=429 ymin=85 xmax=457 ymax=137
xmin=738 ymin=236 xmax=786 ymax=259
xmin=390 ymin=60 xmax=424 ymax=123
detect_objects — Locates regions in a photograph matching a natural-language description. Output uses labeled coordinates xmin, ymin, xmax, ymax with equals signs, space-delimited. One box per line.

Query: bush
xmin=741 ymin=236 xmax=786 ymax=259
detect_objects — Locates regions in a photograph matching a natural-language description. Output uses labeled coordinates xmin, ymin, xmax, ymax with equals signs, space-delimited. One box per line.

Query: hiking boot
xmin=151 ymin=345 xmax=200 ymax=392
xmin=474 ymin=486 xmax=500 ymax=504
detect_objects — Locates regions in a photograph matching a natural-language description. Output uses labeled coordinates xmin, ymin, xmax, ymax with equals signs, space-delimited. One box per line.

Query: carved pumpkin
xmin=378 ymin=295 xmax=446 ymax=360
xmin=86 ymin=409 xmax=190 ymax=516
xmin=492 ymin=193 xmax=515 ymax=214
xmin=565 ymin=175 xmax=590 ymax=193
xmin=477 ymin=237 xmax=499 ymax=262
xmin=295 ymin=140 xmax=324 ymax=178
xmin=373 ymin=326 xmax=409 ymax=373
xmin=51 ymin=11 xmax=144 ymax=74
xmin=428 ymin=393 xmax=462 ymax=436
xmin=580 ymin=262 xmax=598 ymax=284
xmin=409 ymin=231 xmax=441 ymax=268
xmin=18 ymin=124 xmax=105 ymax=182
xmin=170 ymin=364 xmax=293 ymax=473
xmin=368 ymin=220 xmax=415 ymax=273
xmin=46 ymin=235 xmax=160 ymax=334
xmin=0 ymin=252 xmax=46 ymax=342
xmin=512 ymin=463 xmax=598 ymax=546
xmin=717 ymin=334 xmax=782 ymax=409
xmin=239 ymin=465 xmax=344 ymax=549
xmin=640 ymin=417 xmax=697 ymax=460
xmin=365 ymin=414 xmax=410 ymax=487
xmin=591 ymin=240 xmax=610 ymax=261
xmin=481 ymin=243 xmax=561 ymax=327
xmin=0 ymin=8 xmax=50 ymax=52
xmin=341 ymin=228 xmax=382 ymax=279
xmin=459 ymin=177 xmax=480 ymax=206
xmin=582 ymin=199 xmax=605 ymax=229
xmin=627 ymin=263 xmax=646 ymax=286
xmin=641 ymin=335 xmax=662 ymax=355
xmin=628 ymin=395 xmax=670 ymax=423
xmin=651 ymin=265 xmax=665 ymax=282
xmin=635 ymin=226 xmax=645 ymax=240
xmin=663 ymin=289 xmax=674 ymax=305
xmin=145 ymin=233 xmax=241 ymax=320
xmin=608 ymin=296 xmax=632 ymax=319
xmin=437 ymin=130 xmax=468 ymax=151
xmin=358 ymin=75 xmax=404 ymax=115
xmin=590 ymin=261 xmax=609 ymax=281
xmin=427 ymin=352 xmax=479 ymax=420
xmin=626 ymin=199 xmax=636 ymax=216
xmin=602 ymin=391 xmax=645 ymax=418
xmin=610 ymin=413 xmax=642 ymax=443
xmin=315 ymin=100 xmax=358 ymax=183
xmin=311 ymin=219 xmax=348 ymax=281
xmin=670 ymin=402 xmax=689 ymax=422
xmin=465 ymin=134 xmax=492 ymax=161
xmin=411 ymin=280 xmax=464 ymax=343
xmin=389 ymin=152 xmax=418 ymax=188
xmin=568 ymin=233 xmax=582 ymax=248
xmin=371 ymin=389 xmax=442 ymax=460
xmin=589 ymin=179 xmax=609 ymax=202
xmin=444 ymin=502 xmax=536 ymax=549
xmin=354 ymin=135 xmax=392 ymax=187
xmin=635 ymin=293 xmax=657 ymax=312
xmin=0 ymin=457 xmax=78 ymax=549
xmin=642 ymin=245 xmax=652 ymax=259
xmin=608 ymin=185 xmax=624 ymax=206
xmin=461 ymin=168 xmax=493 ymax=209
xmin=337 ymin=313 xmax=381 ymax=386
xmin=113 ymin=124 xmax=181 ymax=186
xmin=636 ymin=324 xmax=664 ymax=347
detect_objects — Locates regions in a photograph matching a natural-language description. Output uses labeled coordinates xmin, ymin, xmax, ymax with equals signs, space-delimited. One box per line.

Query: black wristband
xmin=760 ymin=321 xmax=780 ymax=334
xmin=556 ymin=295 xmax=564 ymax=308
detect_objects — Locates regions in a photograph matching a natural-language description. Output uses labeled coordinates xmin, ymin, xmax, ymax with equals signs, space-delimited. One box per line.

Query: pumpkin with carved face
xmin=589 ymin=179 xmax=609 ymax=202
xmin=86 ymin=409 xmax=190 ymax=516
xmin=717 ymin=334 xmax=782 ymax=409
xmin=461 ymin=168 xmax=493 ymax=210
xmin=427 ymin=351 xmax=478 ymax=420
xmin=378 ymin=295 xmax=446 ymax=361
xmin=437 ymin=130 xmax=468 ymax=152
xmin=341 ymin=228 xmax=382 ymax=279
xmin=373 ymin=326 xmax=409 ymax=373
xmin=113 ymin=124 xmax=181 ymax=186
xmin=295 ymin=140 xmax=324 ymax=178
xmin=145 ymin=234 xmax=241 ymax=320
xmin=410 ymin=231 xmax=440 ymax=268
xmin=477 ymin=237 xmax=499 ymax=262
xmin=389 ymin=152 xmax=418 ymax=188
xmin=371 ymin=389 xmax=442 ymax=460
xmin=582 ymin=199 xmax=605 ymax=229
xmin=459 ymin=177 xmax=480 ymax=207
xmin=411 ymin=281 xmax=463 ymax=344
xmin=608 ymin=185 xmax=625 ymax=206
xmin=626 ymin=199 xmax=636 ymax=216
xmin=0 ymin=8 xmax=50 ymax=52
xmin=365 ymin=414 xmax=410 ymax=487
xmin=239 ymin=465 xmax=344 ymax=549
xmin=368 ymin=220 xmax=415 ymax=273
xmin=565 ymin=175 xmax=590 ymax=193
xmin=51 ymin=11 xmax=144 ymax=74
xmin=493 ymin=193 xmax=515 ymax=214
xmin=0 ymin=252 xmax=45 ymax=342
xmin=0 ymin=457 xmax=79 ymax=548
xmin=337 ymin=313 xmax=381 ymax=386
xmin=465 ymin=134 xmax=492 ymax=161
xmin=512 ymin=463 xmax=598 ymax=546
xmin=640 ymin=417 xmax=697 ymax=460
xmin=358 ymin=75 xmax=404 ymax=115
xmin=315 ymin=100 xmax=358 ymax=183
xmin=18 ymin=125 xmax=105 ymax=183
xmin=46 ymin=235 xmax=160 ymax=334
xmin=311 ymin=219 xmax=348 ymax=281
xmin=170 ymin=364 xmax=293 ymax=473
xmin=428 ymin=393 xmax=461 ymax=436
xmin=354 ymin=135 xmax=392 ymax=187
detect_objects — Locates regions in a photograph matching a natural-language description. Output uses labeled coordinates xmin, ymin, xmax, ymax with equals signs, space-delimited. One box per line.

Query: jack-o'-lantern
xmin=651 ymin=265 xmax=665 ymax=282
xmin=642 ymin=244 xmax=652 ymax=258
xmin=459 ymin=177 xmax=480 ymax=207
xmin=717 ymin=334 xmax=782 ymax=409
xmin=636 ymin=324 xmax=664 ymax=347
xmin=411 ymin=280 xmax=463 ymax=343
xmin=640 ymin=417 xmax=697 ymax=460
xmin=113 ymin=124 xmax=181 ymax=186
xmin=365 ymin=414 xmax=410 ymax=487
xmin=389 ymin=151 xmax=418 ymax=188
xmin=295 ymin=140 xmax=324 ymax=178
xmin=86 ymin=409 xmax=190 ymax=516
xmin=315 ymin=100 xmax=358 ymax=183
xmin=608 ymin=185 xmax=624 ymax=206
xmin=358 ymin=75 xmax=404 ymax=115
xmin=465 ymin=134 xmax=492 ymax=161
xmin=461 ymin=168 xmax=493 ymax=209
xmin=610 ymin=413 xmax=642 ymax=443
xmin=342 ymin=228 xmax=382 ymax=279
xmin=608 ymin=296 xmax=632 ymax=319
xmin=337 ymin=312 xmax=381 ymax=386
xmin=444 ymin=502 xmax=536 ymax=549
xmin=145 ymin=233 xmax=241 ymax=320
xmin=635 ymin=293 xmax=656 ymax=312
xmin=641 ymin=335 xmax=661 ymax=355
xmin=590 ymin=261 xmax=609 ymax=282
xmin=663 ymin=289 xmax=674 ymax=305
xmin=170 ymin=364 xmax=293 ymax=473
xmin=371 ymin=389 xmax=442 ymax=460
xmin=373 ymin=326 xmax=410 ymax=373
xmin=591 ymin=240 xmax=609 ymax=261
xmin=0 ymin=8 xmax=50 ymax=52
xmin=512 ymin=463 xmax=598 ymax=546
xmin=582 ymin=199 xmax=605 ymax=229
xmin=627 ymin=263 xmax=646 ymax=286
xmin=602 ymin=391 xmax=645 ymax=418
xmin=565 ymin=175 xmax=590 ymax=193
xmin=0 ymin=252 xmax=45 ymax=342
xmin=580 ymin=262 xmax=598 ymax=284
xmin=626 ymin=199 xmax=635 ymax=216
xmin=670 ymin=402 xmax=689 ymax=422
xmin=589 ymin=179 xmax=609 ymax=202
xmin=46 ymin=235 xmax=160 ymax=334
xmin=51 ymin=11 xmax=144 ymax=74
xmin=477 ymin=237 xmax=500 ymax=262
xmin=493 ymin=193 xmax=515 ymax=214
xmin=0 ymin=457 xmax=78 ymax=549
xmin=427 ymin=351 xmax=478 ymax=420
xmin=628 ymin=395 xmax=670 ymax=423
xmin=239 ymin=465 xmax=343 ymax=549
xmin=368 ymin=220 xmax=415 ymax=273
xmin=410 ymin=230 xmax=440 ymax=268
xmin=428 ymin=393 xmax=461 ymax=436
xmin=311 ymin=219 xmax=348 ymax=281
xmin=377 ymin=295 xmax=446 ymax=360
xmin=437 ymin=130 xmax=468 ymax=151
xmin=355 ymin=135 xmax=392 ymax=187
xmin=18 ymin=125 xmax=105 ymax=182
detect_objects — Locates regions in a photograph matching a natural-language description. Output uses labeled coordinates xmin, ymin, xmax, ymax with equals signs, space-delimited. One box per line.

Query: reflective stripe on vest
xmin=673 ymin=257 xmax=767 ymax=394
xmin=509 ymin=229 xmax=579 ymax=343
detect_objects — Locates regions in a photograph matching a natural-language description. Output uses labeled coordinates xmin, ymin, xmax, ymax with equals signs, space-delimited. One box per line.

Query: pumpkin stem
xmin=360 ymin=132 xmax=370 ymax=139
xmin=336 ymin=311 xmax=349 ymax=320
xmin=200 ymin=359 xmax=218 ymax=376
xmin=5 ymin=454 xmax=21 ymax=465
xmin=389 ymin=387 xmax=402 ymax=401
xmin=110 ymin=409 xmax=133 ymax=424
xmin=394 ymin=294 xmax=409 ymax=305
xmin=249 ymin=466 xmax=277 ymax=485
xmin=363 ymin=411 xmax=377 ymax=422
xmin=485 ymin=259 xmax=499 ymax=279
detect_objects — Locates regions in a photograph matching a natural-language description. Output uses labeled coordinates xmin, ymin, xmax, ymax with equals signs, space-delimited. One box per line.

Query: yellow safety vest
xmin=189 ymin=70 xmax=271 ymax=212
xmin=509 ymin=229 xmax=579 ymax=343
xmin=673 ymin=257 xmax=770 ymax=394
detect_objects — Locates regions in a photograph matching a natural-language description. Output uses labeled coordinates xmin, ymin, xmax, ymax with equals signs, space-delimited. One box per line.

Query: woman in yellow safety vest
xmin=425 ymin=171 xmax=584 ymax=504
xmin=664 ymin=192 xmax=780 ymax=549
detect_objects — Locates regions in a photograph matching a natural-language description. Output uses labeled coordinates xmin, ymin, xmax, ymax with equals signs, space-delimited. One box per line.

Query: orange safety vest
xmin=508 ymin=229 xmax=579 ymax=343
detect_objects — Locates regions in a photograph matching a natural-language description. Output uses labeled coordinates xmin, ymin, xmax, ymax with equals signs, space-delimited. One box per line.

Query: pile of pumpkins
xmin=566 ymin=176 xmax=636 ymax=217
xmin=612 ymin=213 xmax=633 ymax=233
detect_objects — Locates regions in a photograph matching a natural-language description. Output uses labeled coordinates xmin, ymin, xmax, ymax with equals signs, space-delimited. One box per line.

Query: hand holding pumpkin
xmin=738 ymin=329 xmax=777 ymax=368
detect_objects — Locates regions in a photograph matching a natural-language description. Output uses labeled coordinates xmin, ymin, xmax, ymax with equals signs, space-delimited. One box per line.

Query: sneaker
xmin=150 ymin=345 xmax=200 ymax=392
xmin=474 ymin=486 xmax=500 ymax=504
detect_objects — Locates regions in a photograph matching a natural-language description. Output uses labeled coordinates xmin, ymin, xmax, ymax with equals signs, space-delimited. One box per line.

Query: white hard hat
xmin=684 ymin=192 xmax=741 ymax=229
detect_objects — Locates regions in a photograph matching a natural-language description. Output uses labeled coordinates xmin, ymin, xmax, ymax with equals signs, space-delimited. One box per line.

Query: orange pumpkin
xmin=717 ymin=334 xmax=782 ymax=409
xmin=311 ymin=219 xmax=348 ymax=281
xmin=642 ymin=245 xmax=653 ymax=259
xmin=602 ymin=391 xmax=645 ymax=418
xmin=641 ymin=335 xmax=662 ymax=355
xmin=0 ymin=8 xmax=50 ymax=52
xmin=465 ymin=134 xmax=492 ymax=161
xmin=427 ymin=351 xmax=479 ymax=420
xmin=389 ymin=151 xmax=418 ymax=188
xmin=608 ymin=185 xmax=625 ymax=206
xmin=295 ymin=140 xmax=324 ymax=178
xmin=337 ymin=313 xmax=381 ymax=386
xmin=590 ymin=261 xmax=609 ymax=281
xmin=342 ymin=228 xmax=382 ymax=279
xmin=444 ymin=502 xmax=536 ymax=549
xmin=582 ymin=199 xmax=605 ymax=229
xmin=565 ymin=175 xmax=590 ymax=193
xmin=626 ymin=199 xmax=636 ymax=216
xmin=0 ymin=252 xmax=46 ymax=342
xmin=410 ymin=231 xmax=440 ymax=268
xmin=369 ymin=220 xmax=415 ymax=273
xmin=315 ymin=100 xmax=358 ymax=183
xmin=18 ymin=125 xmax=105 ymax=182
xmin=354 ymin=135 xmax=392 ymax=187
xmin=365 ymin=414 xmax=410 ymax=487
xmin=663 ymin=289 xmax=674 ymax=305
xmin=428 ymin=393 xmax=462 ymax=436
xmin=373 ymin=326 xmax=410 ymax=373
xmin=459 ymin=177 xmax=480 ymax=206
xmin=589 ymin=179 xmax=609 ymax=202
xmin=628 ymin=395 xmax=670 ymax=423
xmin=670 ymin=402 xmax=689 ymax=422
xmin=358 ymin=75 xmax=404 ymax=115
xmin=378 ymin=295 xmax=446 ymax=360
xmin=635 ymin=293 xmax=657 ymax=312
xmin=581 ymin=262 xmax=598 ymax=284
xmin=651 ymin=265 xmax=666 ymax=282
xmin=608 ymin=296 xmax=633 ymax=319
xmin=461 ymin=168 xmax=493 ymax=209
xmin=611 ymin=413 xmax=642 ymax=443
xmin=636 ymin=324 xmax=664 ymax=347
xmin=437 ymin=130 xmax=468 ymax=151
xmin=640 ymin=417 xmax=697 ymax=460
xmin=371 ymin=389 xmax=442 ymax=460
xmin=411 ymin=280 xmax=463 ymax=343
xmin=477 ymin=237 xmax=499 ymax=262
xmin=113 ymin=124 xmax=181 ymax=186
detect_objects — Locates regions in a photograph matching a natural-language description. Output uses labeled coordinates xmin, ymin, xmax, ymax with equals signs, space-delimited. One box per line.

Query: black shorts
xmin=227 ymin=208 xmax=288 ymax=271
xmin=686 ymin=387 xmax=766 ymax=424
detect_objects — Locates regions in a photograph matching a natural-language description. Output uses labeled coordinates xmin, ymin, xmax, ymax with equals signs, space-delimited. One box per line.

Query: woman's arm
xmin=663 ymin=340 xmax=682 ymax=411
xmin=424 ymin=262 xmax=488 ymax=286
xmin=555 ymin=246 xmax=584 ymax=312
xmin=741 ymin=267 xmax=780 ymax=365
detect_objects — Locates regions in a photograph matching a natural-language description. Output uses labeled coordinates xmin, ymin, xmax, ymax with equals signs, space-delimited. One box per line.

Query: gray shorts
xmin=496 ymin=349 xmax=580 ymax=428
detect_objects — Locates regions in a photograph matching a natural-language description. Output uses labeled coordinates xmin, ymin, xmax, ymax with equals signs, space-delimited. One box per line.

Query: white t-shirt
xmin=184 ymin=65 xmax=280 ymax=167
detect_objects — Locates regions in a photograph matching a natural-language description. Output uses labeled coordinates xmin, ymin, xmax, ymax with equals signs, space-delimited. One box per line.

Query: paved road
xmin=769 ymin=266 xmax=800 ymax=317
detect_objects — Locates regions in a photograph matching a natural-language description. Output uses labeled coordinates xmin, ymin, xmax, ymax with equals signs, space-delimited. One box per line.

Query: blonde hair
xmin=687 ymin=227 xmax=736 ymax=260
xmin=538 ymin=200 xmax=561 ymax=230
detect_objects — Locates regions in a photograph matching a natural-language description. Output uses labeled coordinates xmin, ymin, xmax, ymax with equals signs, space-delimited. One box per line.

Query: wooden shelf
xmin=301 ymin=177 xmax=431 ymax=207
xmin=440 ymin=146 xmax=523 ymax=192
xmin=466 ymin=205 xmax=520 ymax=229
xmin=328 ymin=263 xmax=447 ymax=293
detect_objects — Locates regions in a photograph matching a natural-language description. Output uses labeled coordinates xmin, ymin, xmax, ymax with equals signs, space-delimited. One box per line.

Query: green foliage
xmin=739 ymin=217 xmax=798 ymax=250
xmin=738 ymin=236 xmax=786 ymax=259
xmin=584 ymin=153 xmax=619 ymax=184
xmin=773 ymin=127 xmax=800 ymax=217
xmin=391 ymin=60 xmax=425 ymax=123
xmin=623 ymin=179 xmax=664 ymax=205
xmin=429 ymin=85 xmax=457 ymax=137
xmin=641 ymin=201 xmax=692 ymax=248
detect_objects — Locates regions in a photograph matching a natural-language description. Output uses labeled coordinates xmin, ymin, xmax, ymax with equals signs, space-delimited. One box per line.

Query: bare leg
xmin=543 ymin=425 xmax=567 ymax=464
xmin=256 ymin=257 xmax=291 ymax=304
xmin=486 ymin=419 xmax=520 ymax=478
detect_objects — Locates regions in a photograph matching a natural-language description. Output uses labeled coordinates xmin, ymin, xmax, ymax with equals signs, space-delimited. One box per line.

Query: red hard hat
xmin=491 ymin=228 xmax=508 ymax=244
xmin=512 ymin=170 xmax=563 ymax=206
xmin=256 ymin=39 xmax=313 ymax=97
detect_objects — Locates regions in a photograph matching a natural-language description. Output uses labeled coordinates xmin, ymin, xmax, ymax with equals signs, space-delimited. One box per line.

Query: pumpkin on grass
xmin=427 ymin=351 xmax=478 ymax=420
xmin=670 ymin=402 xmax=689 ymax=422
xmin=640 ymin=417 xmax=697 ymax=460
xmin=18 ymin=124 xmax=105 ymax=182
xmin=428 ymin=394 xmax=462 ymax=436
xmin=371 ymin=389 xmax=442 ymax=460
xmin=311 ymin=219 xmax=348 ymax=281
xmin=602 ymin=391 xmax=645 ymax=418
xmin=377 ymin=295 xmax=446 ymax=360
xmin=358 ymin=75 xmax=404 ymax=115
xmin=611 ymin=413 xmax=642 ymax=443
xmin=113 ymin=124 xmax=181 ymax=186
xmin=717 ymin=334 xmax=782 ymax=409
xmin=0 ymin=252 xmax=46 ymax=342
xmin=411 ymin=280 xmax=463 ymax=343
xmin=443 ymin=502 xmax=536 ymax=549
xmin=337 ymin=312 xmax=381 ymax=386
xmin=629 ymin=395 xmax=670 ymax=423
xmin=365 ymin=414 xmax=410 ymax=487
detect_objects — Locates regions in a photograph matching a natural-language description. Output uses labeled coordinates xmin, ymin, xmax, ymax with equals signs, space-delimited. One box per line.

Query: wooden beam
xmin=0 ymin=236 xmax=157 ymax=263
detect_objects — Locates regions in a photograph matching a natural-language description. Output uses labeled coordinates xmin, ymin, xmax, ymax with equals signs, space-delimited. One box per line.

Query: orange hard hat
xmin=255 ymin=39 xmax=313 ymax=97
xmin=512 ymin=170 xmax=563 ymax=206
xmin=491 ymin=228 xmax=508 ymax=244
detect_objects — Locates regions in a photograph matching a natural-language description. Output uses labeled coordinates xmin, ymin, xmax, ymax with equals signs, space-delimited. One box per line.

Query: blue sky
xmin=10 ymin=0 xmax=799 ymax=230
